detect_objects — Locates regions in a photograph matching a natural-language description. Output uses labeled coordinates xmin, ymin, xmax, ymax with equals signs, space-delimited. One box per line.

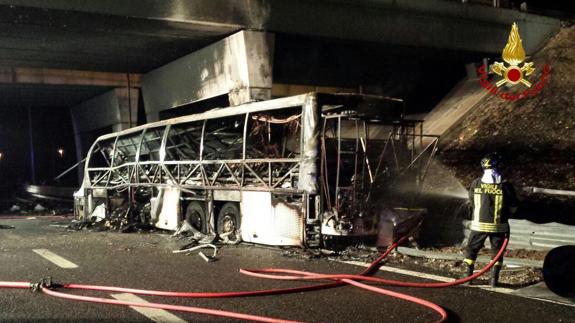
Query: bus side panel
xmin=153 ymin=186 xmax=181 ymax=230
xmin=241 ymin=191 xmax=303 ymax=246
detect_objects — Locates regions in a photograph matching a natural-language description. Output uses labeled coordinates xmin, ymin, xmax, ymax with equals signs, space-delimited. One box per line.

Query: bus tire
xmin=217 ymin=202 xmax=241 ymax=243
xmin=185 ymin=201 xmax=207 ymax=234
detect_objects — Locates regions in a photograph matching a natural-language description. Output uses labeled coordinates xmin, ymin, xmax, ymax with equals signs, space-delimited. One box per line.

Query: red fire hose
xmin=40 ymin=287 xmax=302 ymax=323
xmin=0 ymin=236 xmax=509 ymax=323
xmin=240 ymin=237 xmax=509 ymax=289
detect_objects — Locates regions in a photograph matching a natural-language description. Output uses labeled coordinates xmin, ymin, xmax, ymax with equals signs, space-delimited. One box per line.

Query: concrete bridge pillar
xmin=70 ymin=87 xmax=139 ymax=182
xmin=142 ymin=30 xmax=274 ymax=122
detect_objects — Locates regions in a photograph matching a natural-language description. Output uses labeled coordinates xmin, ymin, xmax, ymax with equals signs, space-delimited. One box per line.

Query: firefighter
xmin=464 ymin=153 xmax=518 ymax=287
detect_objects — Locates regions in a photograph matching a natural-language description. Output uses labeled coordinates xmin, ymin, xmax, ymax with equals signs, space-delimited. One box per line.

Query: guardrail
xmin=463 ymin=219 xmax=575 ymax=250
xmin=25 ymin=185 xmax=75 ymax=201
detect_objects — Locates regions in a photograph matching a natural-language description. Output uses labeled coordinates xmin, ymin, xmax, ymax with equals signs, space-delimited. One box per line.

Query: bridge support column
xmin=142 ymin=30 xmax=274 ymax=121
xmin=70 ymin=88 xmax=139 ymax=183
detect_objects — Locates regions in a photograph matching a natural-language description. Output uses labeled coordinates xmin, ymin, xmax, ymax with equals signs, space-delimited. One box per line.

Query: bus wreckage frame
xmin=75 ymin=92 xmax=438 ymax=247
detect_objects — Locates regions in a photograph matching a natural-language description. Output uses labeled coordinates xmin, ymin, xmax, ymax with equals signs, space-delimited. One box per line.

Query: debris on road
xmin=173 ymin=221 xmax=217 ymax=244
xmin=0 ymin=224 xmax=15 ymax=229
xmin=173 ymin=242 xmax=218 ymax=262
xmin=90 ymin=204 xmax=106 ymax=223
xmin=384 ymin=246 xmax=543 ymax=287
xmin=173 ymin=243 xmax=217 ymax=257
xmin=279 ymin=243 xmax=544 ymax=288
xmin=33 ymin=204 xmax=47 ymax=212
xmin=172 ymin=221 xmax=221 ymax=261
xmin=198 ymin=251 xmax=216 ymax=262
xmin=67 ymin=201 xmax=153 ymax=233
xmin=1 ymin=198 xmax=73 ymax=217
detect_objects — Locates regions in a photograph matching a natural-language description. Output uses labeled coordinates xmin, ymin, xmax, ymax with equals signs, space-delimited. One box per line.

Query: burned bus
xmin=74 ymin=93 xmax=437 ymax=247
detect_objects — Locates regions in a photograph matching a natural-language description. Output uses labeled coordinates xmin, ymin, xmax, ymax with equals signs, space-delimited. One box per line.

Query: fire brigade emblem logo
xmin=478 ymin=22 xmax=550 ymax=100
xmin=490 ymin=23 xmax=534 ymax=87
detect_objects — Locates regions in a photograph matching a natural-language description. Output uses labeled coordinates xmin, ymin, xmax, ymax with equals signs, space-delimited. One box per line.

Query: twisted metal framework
xmin=84 ymin=95 xmax=311 ymax=196
xmin=80 ymin=93 xmax=439 ymax=241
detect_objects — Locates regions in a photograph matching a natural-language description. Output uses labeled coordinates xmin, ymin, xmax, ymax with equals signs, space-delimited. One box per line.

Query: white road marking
xmin=111 ymin=293 xmax=187 ymax=323
xmin=32 ymin=249 xmax=78 ymax=269
xmin=338 ymin=260 xmax=514 ymax=293
xmin=341 ymin=260 xmax=456 ymax=283
xmin=337 ymin=260 xmax=575 ymax=308
xmin=510 ymin=283 xmax=575 ymax=308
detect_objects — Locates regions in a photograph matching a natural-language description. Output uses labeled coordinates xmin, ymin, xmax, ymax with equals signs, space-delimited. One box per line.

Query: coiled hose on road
xmin=0 ymin=236 xmax=509 ymax=323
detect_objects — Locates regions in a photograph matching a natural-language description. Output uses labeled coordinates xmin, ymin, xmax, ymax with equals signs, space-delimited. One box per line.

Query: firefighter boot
xmin=463 ymin=263 xmax=474 ymax=285
xmin=490 ymin=264 xmax=501 ymax=287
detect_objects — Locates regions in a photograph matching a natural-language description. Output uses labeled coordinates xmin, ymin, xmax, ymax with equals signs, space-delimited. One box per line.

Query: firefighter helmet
xmin=481 ymin=153 xmax=500 ymax=170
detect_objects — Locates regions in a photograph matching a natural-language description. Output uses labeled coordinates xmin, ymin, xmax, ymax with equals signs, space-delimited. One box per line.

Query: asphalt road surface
xmin=1 ymin=216 xmax=574 ymax=323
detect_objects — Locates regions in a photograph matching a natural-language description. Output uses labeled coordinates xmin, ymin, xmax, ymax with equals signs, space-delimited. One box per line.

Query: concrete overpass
xmin=0 ymin=0 xmax=559 ymax=70
xmin=0 ymin=0 xmax=560 ymax=184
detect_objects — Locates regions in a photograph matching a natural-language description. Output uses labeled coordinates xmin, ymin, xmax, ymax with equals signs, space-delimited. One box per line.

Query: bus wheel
xmin=217 ymin=202 xmax=241 ymax=243
xmin=185 ymin=201 xmax=207 ymax=233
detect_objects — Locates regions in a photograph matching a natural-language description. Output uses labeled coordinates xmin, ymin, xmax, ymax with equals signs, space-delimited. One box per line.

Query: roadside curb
xmin=395 ymin=246 xmax=544 ymax=268
xmin=336 ymin=259 xmax=575 ymax=308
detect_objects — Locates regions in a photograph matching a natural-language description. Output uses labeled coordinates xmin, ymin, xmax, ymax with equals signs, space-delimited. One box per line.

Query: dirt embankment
xmin=439 ymin=26 xmax=575 ymax=192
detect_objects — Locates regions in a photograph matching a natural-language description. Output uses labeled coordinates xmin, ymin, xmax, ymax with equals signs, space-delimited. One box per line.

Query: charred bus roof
xmin=93 ymin=92 xmax=407 ymax=143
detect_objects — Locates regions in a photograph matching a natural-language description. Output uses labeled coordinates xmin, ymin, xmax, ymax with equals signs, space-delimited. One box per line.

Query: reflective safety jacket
xmin=468 ymin=179 xmax=518 ymax=233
